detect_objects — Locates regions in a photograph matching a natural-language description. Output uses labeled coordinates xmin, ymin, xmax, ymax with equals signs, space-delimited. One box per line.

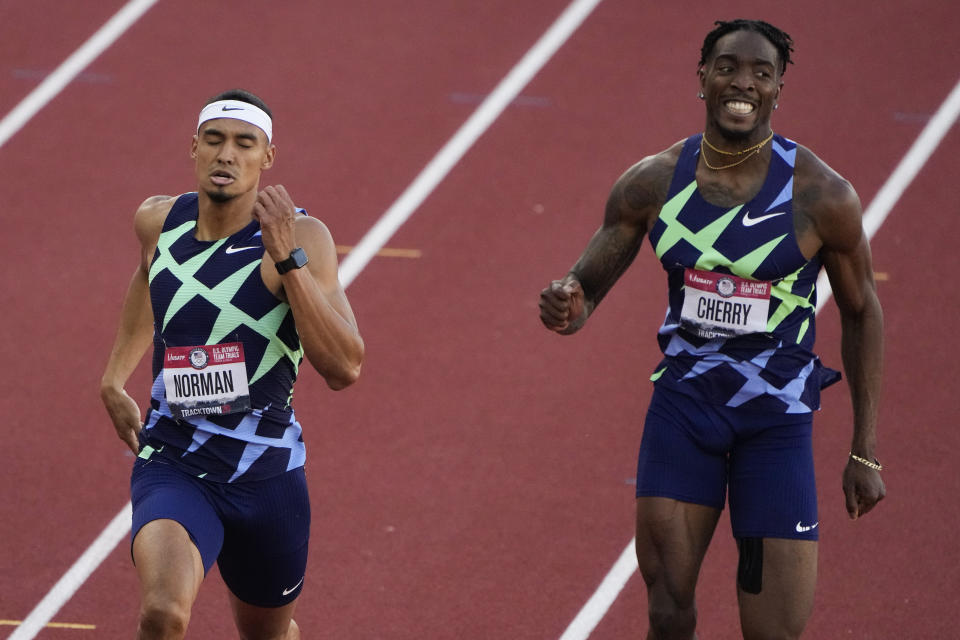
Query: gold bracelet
xmin=849 ymin=452 xmax=883 ymax=471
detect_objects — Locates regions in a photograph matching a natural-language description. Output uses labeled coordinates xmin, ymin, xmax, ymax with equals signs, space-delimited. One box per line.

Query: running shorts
xmin=636 ymin=386 xmax=819 ymax=540
xmin=130 ymin=456 xmax=311 ymax=607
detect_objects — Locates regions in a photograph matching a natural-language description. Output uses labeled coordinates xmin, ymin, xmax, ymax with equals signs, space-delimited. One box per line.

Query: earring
xmin=697 ymin=92 xmax=705 ymax=100
xmin=773 ymin=103 xmax=779 ymax=110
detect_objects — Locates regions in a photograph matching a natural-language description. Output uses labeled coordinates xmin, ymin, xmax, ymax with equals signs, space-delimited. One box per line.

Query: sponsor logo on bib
xmin=680 ymin=269 xmax=771 ymax=338
xmin=163 ymin=342 xmax=252 ymax=419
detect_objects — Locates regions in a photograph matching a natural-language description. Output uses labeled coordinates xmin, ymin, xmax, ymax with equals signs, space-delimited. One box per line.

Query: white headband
xmin=197 ymin=99 xmax=273 ymax=143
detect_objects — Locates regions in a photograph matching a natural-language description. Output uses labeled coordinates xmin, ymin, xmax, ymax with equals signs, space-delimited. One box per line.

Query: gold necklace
xmin=702 ymin=131 xmax=774 ymax=156
xmin=700 ymin=133 xmax=773 ymax=171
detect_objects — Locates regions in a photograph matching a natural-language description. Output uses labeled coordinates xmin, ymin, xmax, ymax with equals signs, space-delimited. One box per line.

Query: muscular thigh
xmin=634 ymin=387 xmax=730 ymax=601
xmin=727 ymin=415 xmax=818 ymax=540
xmin=130 ymin=457 xmax=226 ymax=574
xmin=635 ymin=386 xmax=734 ymax=509
xmin=130 ymin=458 xmax=223 ymax=609
xmin=132 ymin=519 xmax=205 ymax=609
xmin=217 ymin=467 xmax=311 ymax=609
xmin=738 ymin=538 xmax=817 ymax=639
xmin=726 ymin=416 xmax=818 ymax=636
xmin=636 ymin=497 xmax=721 ymax=605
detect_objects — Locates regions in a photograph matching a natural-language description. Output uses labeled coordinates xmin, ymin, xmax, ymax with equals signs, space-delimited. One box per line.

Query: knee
xmin=640 ymin=568 xmax=698 ymax=638
xmin=138 ymin=599 xmax=191 ymax=639
xmin=640 ymin=567 xmax=698 ymax=638
xmin=237 ymin=618 xmax=300 ymax=640
xmin=742 ymin=621 xmax=805 ymax=640
xmin=742 ymin=629 xmax=802 ymax=640
xmin=286 ymin=619 xmax=300 ymax=640
xmin=648 ymin=601 xmax=697 ymax=639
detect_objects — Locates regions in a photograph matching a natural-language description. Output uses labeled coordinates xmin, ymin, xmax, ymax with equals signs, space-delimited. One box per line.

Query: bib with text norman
xmin=680 ymin=269 xmax=770 ymax=339
xmin=162 ymin=342 xmax=251 ymax=419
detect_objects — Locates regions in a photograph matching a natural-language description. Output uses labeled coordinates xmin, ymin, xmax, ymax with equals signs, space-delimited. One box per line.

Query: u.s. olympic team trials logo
xmin=715 ymin=276 xmax=737 ymax=298
xmin=189 ymin=347 xmax=209 ymax=369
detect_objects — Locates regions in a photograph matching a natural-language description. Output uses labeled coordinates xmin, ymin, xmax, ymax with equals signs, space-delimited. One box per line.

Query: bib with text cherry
xmin=680 ymin=269 xmax=771 ymax=338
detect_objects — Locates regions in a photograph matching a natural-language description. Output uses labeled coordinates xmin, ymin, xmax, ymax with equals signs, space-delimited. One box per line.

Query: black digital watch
xmin=275 ymin=247 xmax=309 ymax=274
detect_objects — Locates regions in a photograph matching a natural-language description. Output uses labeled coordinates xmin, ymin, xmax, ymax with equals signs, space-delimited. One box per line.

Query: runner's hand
xmin=254 ymin=185 xmax=299 ymax=264
xmin=539 ymin=278 xmax=586 ymax=334
xmin=102 ymin=387 xmax=142 ymax=454
xmin=842 ymin=459 xmax=886 ymax=520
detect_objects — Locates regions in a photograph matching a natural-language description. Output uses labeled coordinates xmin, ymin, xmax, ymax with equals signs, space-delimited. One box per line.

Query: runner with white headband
xmin=197 ymin=98 xmax=273 ymax=143
xmin=102 ymin=88 xmax=363 ymax=639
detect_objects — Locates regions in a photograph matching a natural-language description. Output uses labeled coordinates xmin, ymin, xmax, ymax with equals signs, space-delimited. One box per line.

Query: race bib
xmin=162 ymin=342 xmax=251 ymax=419
xmin=680 ymin=269 xmax=771 ymax=338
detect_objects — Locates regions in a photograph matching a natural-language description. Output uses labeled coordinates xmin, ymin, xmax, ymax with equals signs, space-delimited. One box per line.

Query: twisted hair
xmin=698 ymin=19 xmax=794 ymax=75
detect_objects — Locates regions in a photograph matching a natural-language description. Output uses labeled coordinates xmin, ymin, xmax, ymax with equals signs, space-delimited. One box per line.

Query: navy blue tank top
xmin=139 ymin=193 xmax=307 ymax=482
xmin=646 ymin=134 xmax=839 ymax=413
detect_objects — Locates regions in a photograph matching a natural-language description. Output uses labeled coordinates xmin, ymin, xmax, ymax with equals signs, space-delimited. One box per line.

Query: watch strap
xmin=275 ymin=247 xmax=308 ymax=274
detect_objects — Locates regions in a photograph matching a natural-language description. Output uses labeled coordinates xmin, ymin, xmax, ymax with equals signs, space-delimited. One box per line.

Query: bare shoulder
xmin=135 ymin=195 xmax=176 ymax=220
xmin=293 ymin=214 xmax=336 ymax=251
xmin=293 ymin=214 xmax=341 ymax=280
xmin=606 ymin=139 xmax=684 ymax=227
xmin=131 ymin=195 xmax=179 ymax=272
xmin=793 ymin=145 xmax=864 ymax=253
xmin=133 ymin=195 xmax=176 ymax=246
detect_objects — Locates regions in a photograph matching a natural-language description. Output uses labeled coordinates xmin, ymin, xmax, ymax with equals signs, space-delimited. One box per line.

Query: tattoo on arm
xmin=573 ymin=230 xmax=644 ymax=307
xmin=568 ymin=150 xmax=673 ymax=310
xmin=624 ymin=180 xmax=658 ymax=211
xmin=792 ymin=182 xmax=820 ymax=238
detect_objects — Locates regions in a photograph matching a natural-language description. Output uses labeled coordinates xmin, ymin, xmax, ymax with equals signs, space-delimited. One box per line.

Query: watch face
xmin=277 ymin=247 xmax=308 ymax=274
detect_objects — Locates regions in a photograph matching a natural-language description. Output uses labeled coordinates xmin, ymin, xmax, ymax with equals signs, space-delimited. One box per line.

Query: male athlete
xmin=539 ymin=20 xmax=885 ymax=639
xmin=101 ymin=89 xmax=364 ymax=639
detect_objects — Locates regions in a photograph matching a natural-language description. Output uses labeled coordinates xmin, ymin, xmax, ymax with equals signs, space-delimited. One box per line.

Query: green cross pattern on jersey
xmin=654 ymin=180 xmax=814 ymax=342
xmin=149 ymin=220 xmax=301 ymax=386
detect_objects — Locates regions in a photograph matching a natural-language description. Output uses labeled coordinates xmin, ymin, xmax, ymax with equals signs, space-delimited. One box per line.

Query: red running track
xmin=1 ymin=0 xmax=958 ymax=638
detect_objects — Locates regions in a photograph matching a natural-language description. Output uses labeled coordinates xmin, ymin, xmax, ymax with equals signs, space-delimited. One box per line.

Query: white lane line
xmin=0 ymin=0 xmax=160 ymax=151
xmin=2 ymin=3 xmax=160 ymax=636
xmin=338 ymin=0 xmax=605 ymax=287
xmin=6 ymin=2 xmax=603 ymax=638
xmin=558 ymin=539 xmax=637 ymax=640
xmin=7 ymin=505 xmax=131 ymax=640
xmin=816 ymin=75 xmax=960 ymax=308
xmin=559 ymin=75 xmax=960 ymax=640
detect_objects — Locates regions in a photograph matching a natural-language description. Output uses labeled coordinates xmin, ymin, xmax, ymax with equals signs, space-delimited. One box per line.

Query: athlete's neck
xmin=195 ymin=189 xmax=257 ymax=240
xmin=703 ymin=124 xmax=774 ymax=155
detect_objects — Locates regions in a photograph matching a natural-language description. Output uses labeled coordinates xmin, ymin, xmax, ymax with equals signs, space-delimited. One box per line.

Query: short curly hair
xmin=699 ymin=19 xmax=794 ymax=76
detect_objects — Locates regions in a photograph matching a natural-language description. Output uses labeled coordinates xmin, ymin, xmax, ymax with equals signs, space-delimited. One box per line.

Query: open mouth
xmin=210 ymin=170 xmax=235 ymax=186
xmin=724 ymin=100 xmax=756 ymax=116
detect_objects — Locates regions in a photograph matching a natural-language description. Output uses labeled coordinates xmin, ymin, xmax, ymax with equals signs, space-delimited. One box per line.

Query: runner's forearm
xmin=280 ymin=268 xmax=363 ymax=389
xmin=101 ymin=267 xmax=154 ymax=395
xmin=840 ymin=290 xmax=884 ymax=457
xmin=569 ymin=226 xmax=643 ymax=310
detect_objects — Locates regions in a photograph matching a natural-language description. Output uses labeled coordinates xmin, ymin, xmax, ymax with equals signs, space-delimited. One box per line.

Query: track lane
xmin=0 ymin=0 xmax=584 ymax=636
xmin=2 ymin=0 xmax=958 ymax=638
xmin=0 ymin=1 xmax=133 ymax=117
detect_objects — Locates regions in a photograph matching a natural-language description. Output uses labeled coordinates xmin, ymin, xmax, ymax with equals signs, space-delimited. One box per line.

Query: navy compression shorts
xmin=636 ymin=386 xmax=819 ymax=540
xmin=130 ymin=456 xmax=311 ymax=607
